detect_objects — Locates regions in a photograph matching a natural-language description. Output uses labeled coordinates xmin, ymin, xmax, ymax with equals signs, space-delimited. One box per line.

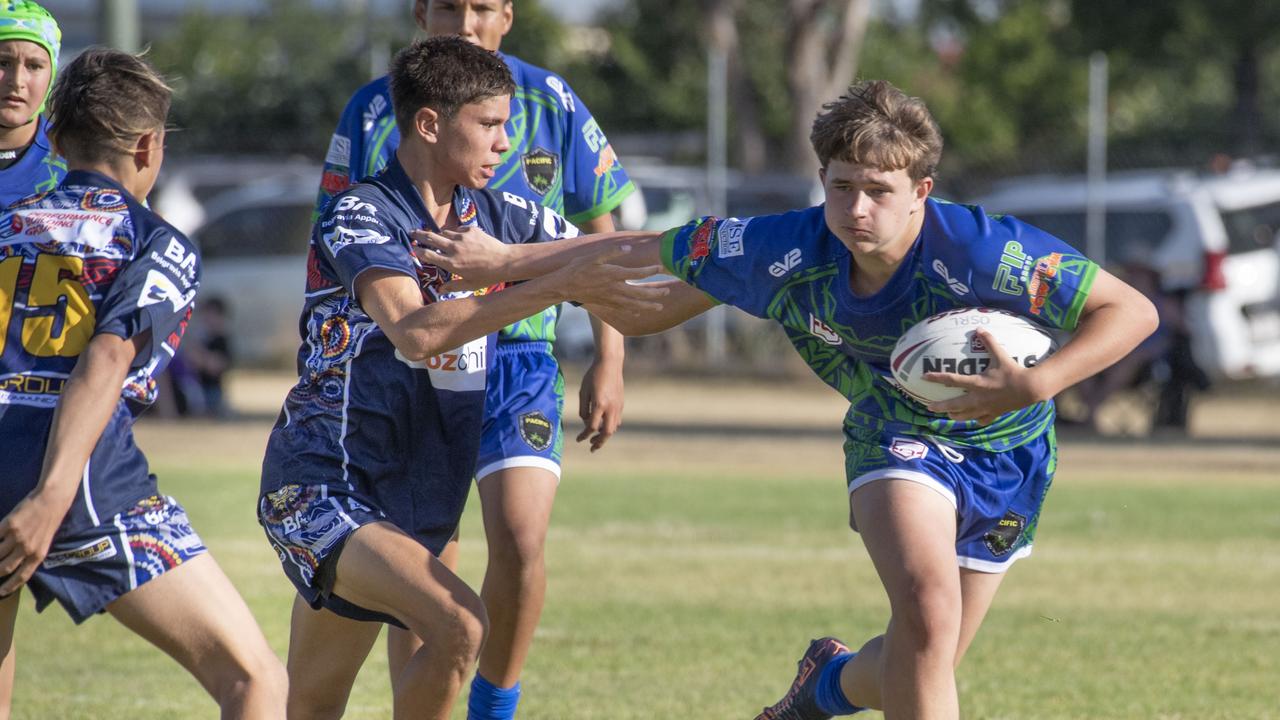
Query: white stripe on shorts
xmin=847 ymin=468 xmax=958 ymax=509
xmin=958 ymin=545 xmax=1033 ymax=573
xmin=113 ymin=515 xmax=138 ymax=591
xmin=475 ymin=456 xmax=562 ymax=483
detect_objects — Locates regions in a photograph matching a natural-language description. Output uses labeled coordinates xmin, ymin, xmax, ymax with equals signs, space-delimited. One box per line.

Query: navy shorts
xmin=258 ymin=483 xmax=403 ymax=625
xmin=845 ymin=428 xmax=1057 ymax=572
xmin=25 ymin=494 xmax=207 ymax=624
xmin=476 ymin=341 xmax=565 ymax=481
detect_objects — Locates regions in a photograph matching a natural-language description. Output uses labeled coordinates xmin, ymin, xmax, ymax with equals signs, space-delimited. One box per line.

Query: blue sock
xmin=815 ymin=652 xmax=860 ymax=715
xmin=467 ymin=673 xmax=521 ymax=720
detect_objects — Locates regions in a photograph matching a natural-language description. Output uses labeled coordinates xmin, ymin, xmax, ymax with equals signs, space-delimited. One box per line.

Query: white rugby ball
xmin=889 ymin=308 xmax=1057 ymax=404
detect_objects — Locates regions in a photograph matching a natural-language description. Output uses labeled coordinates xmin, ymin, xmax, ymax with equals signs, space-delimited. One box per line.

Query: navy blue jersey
xmin=0 ymin=118 xmax=67 ymax=209
xmin=262 ymin=157 xmax=578 ymax=552
xmin=316 ymin=53 xmax=633 ymax=344
xmin=0 ymin=170 xmax=200 ymax=523
xmin=661 ymin=198 xmax=1098 ymax=452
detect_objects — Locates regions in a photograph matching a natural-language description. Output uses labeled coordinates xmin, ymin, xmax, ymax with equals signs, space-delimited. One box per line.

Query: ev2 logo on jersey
xmin=768 ymin=248 xmax=802 ymax=277
xmin=932 ymin=260 xmax=970 ymax=296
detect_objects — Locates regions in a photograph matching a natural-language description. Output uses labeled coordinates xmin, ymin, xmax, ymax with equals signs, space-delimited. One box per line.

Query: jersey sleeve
xmin=557 ymin=77 xmax=634 ymax=224
xmin=313 ymin=97 xmax=364 ymax=221
xmin=659 ymin=215 xmax=791 ymax=318
xmin=96 ymin=226 xmax=200 ymax=374
xmin=316 ymin=192 xmax=415 ymax=294
xmin=494 ymin=190 xmax=581 ymax=245
xmin=969 ymin=214 xmax=1099 ymax=332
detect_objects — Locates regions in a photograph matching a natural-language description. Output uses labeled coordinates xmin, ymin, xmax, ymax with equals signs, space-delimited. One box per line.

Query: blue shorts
xmin=25 ymin=494 xmax=207 ymax=624
xmin=476 ymin=341 xmax=565 ymax=481
xmin=845 ymin=428 xmax=1057 ymax=573
xmin=258 ymin=483 xmax=402 ymax=625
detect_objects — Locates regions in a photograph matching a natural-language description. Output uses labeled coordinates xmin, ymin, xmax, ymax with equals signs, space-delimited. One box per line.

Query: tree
xmin=781 ymin=0 xmax=871 ymax=174
xmin=1070 ymin=0 xmax=1280 ymax=157
xmin=149 ymin=0 xmax=403 ymax=157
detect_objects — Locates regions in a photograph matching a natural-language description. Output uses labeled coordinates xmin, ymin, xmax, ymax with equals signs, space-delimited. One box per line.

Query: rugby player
xmin=0 ymin=1 xmax=65 ymax=207
xmin=414 ymin=79 xmax=1160 ymax=719
xmin=262 ymin=37 xmax=661 ymax=720
xmin=0 ymin=47 xmax=287 ymax=718
xmin=315 ymin=3 xmax=637 ymax=717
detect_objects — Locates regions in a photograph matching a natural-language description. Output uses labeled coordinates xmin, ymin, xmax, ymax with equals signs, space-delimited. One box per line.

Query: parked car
xmin=969 ymin=166 xmax=1280 ymax=383
xmin=189 ymin=174 xmax=317 ymax=367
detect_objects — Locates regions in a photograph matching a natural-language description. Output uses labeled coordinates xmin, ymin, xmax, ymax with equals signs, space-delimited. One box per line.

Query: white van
xmin=970 ymin=166 xmax=1280 ymax=382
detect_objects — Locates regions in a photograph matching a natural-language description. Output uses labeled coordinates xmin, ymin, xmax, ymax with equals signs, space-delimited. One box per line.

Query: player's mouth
xmin=2 ymin=95 xmax=27 ymax=107
xmin=480 ymin=164 xmax=498 ymax=179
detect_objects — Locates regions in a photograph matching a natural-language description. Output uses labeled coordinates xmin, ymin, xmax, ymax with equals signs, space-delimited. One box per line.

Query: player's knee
xmin=413 ymin=594 xmax=488 ymax=668
xmin=891 ymin=583 xmax=960 ymax=651
xmin=210 ymin=646 xmax=288 ymax=710
xmin=487 ymin=524 xmax=548 ymax=573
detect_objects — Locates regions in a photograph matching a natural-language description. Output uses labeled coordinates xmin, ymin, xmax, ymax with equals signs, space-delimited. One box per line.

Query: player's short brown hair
xmin=389 ymin=35 xmax=514 ymax=134
xmin=810 ymin=80 xmax=943 ymax=181
xmin=46 ymin=47 xmax=171 ymax=165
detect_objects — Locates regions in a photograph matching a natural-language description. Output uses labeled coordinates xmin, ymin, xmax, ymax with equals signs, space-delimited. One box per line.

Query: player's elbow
xmin=387 ymin=326 xmax=452 ymax=363
xmin=1133 ymin=293 xmax=1160 ymax=342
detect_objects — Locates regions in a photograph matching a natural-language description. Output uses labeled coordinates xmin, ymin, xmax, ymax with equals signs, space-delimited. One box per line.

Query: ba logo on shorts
xmin=889 ymin=437 xmax=929 ymax=461
xmin=519 ymin=411 xmax=554 ymax=452
xmin=983 ymin=510 xmax=1026 ymax=557
xmin=522 ymin=148 xmax=559 ymax=197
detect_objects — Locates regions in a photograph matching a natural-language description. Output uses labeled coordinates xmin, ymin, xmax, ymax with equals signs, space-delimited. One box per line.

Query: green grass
xmin=11 ymin=442 xmax=1280 ymax=719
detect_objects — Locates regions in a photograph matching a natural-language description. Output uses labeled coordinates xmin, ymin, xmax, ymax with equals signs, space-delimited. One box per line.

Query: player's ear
xmin=412 ymin=0 xmax=428 ymax=34
xmin=915 ymin=175 xmax=933 ymax=203
xmin=500 ymin=0 xmax=514 ymax=36
xmin=133 ymin=126 xmax=163 ymax=172
xmin=414 ymin=107 xmax=441 ymax=144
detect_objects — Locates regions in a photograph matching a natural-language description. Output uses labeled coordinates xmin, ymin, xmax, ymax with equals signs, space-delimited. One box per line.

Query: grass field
xmin=9 ymin=373 xmax=1280 ymax=719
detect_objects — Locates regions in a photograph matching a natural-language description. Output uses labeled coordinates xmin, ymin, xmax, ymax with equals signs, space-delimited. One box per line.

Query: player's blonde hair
xmin=810 ymin=80 xmax=942 ymax=181
xmin=46 ymin=46 xmax=171 ymax=165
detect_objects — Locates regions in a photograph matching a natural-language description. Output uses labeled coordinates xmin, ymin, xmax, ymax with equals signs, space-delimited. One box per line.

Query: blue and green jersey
xmin=316 ymin=53 xmax=634 ymax=345
xmin=660 ymin=199 xmax=1098 ymax=452
xmin=0 ymin=117 xmax=67 ymax=208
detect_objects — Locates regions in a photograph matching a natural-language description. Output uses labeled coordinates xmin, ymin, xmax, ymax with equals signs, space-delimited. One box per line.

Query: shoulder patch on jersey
xmin=323 ymin=225 xmax=391 ymax=255
xmin=717 ymin=218 xmax=748 ymax=259
xmin=325 ymin=134 xmax=351 ymax=167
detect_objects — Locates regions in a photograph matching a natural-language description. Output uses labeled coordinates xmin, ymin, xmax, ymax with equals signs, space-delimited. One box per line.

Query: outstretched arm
xmin=0 ymin=332 xmax=144 ymax=595
xmin=414 ymin=228 xmax=664 ymax=288
xmin=413 ymin=228 xmax=715 ymax=335
xmin=358 ymin=246 xmax=667 ymax=362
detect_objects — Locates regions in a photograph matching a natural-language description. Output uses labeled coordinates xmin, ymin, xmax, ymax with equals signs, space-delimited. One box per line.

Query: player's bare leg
xmin=386 ymin=533 xmax=458 ymax=694
xmin=843 ymin=479 xmax=963 ymax=719
xmin=106 ymin=553 xmax=288 ymax=719
xmin=475 ymin=465 xmax=559 ymax=687
xmin=287 ymin=596 xmax=381 ymax=720
xmin=840 ymin=567 xmax=1007 ymax=710
xmin=0 ymin=591 xmax=19 ymax=720
xmin=330 ymin=522 xmax=487 ymax=720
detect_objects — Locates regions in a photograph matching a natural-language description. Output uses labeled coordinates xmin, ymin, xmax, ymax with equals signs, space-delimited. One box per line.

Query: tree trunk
xmin=784 ymin=0 xmax=871 ymax=175
xmin=1231 ymin=43 xmax=1260 ymax=158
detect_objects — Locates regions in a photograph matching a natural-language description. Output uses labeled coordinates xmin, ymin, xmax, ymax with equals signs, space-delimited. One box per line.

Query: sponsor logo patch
xmin=138 ymin=268 xmax=196 ymax=312
xmin=717 ymin=218 xmax=747 ymax=258
xmin=522 ymin=147 xmax=559 ymax=197
xmin=889 ymin=437 xmax=929 ymax=461
xmin=983 ymin=510 xmax=1026 ymax=557
xmin=325 ymin=134 xmax=351 ymax=167
xmin=42 ymin=537 xmax=117 ymax=569
xmin=809 ymin=314 xmax=841 ymax=345
xmin=519 ymin=410 xmax=554 ymax=452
